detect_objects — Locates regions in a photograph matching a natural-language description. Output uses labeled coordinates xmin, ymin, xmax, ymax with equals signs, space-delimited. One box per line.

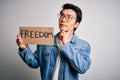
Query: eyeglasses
xmin=58 ymin=13 xmax=76 ymax=22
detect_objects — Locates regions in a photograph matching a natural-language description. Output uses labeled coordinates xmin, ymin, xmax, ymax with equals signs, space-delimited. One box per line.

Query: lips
xmin=59 ymin=23 xmax=68 ymax=31
xmin=60 ymin=23 xmax=67 ymax=26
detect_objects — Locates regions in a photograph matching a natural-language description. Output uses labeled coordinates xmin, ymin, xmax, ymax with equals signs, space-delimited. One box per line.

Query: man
xmin=16 ymin=3 xmax=91 ymax=80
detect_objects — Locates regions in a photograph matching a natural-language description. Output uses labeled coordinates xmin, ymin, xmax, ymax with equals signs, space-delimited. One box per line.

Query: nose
xmin=62 ymin=17 xmax=66 ymax=21
xmin=60 ymin=16 xmax=67 ymax=22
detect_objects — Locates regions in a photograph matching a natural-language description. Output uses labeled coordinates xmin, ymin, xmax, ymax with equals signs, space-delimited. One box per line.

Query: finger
xmin=17 ymin=34 xmax=22 ymax=38
xmin=16 ymin=38 xmax=20 ymax=46
xmin=16 ymin=36 xmax=23 ymax=44
xmin=17 ymin=35 xmax=22 ymax=40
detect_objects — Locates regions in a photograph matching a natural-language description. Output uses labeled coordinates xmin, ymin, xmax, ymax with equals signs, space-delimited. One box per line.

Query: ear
xmin=75 ymin=22 xmax=79 ymax=29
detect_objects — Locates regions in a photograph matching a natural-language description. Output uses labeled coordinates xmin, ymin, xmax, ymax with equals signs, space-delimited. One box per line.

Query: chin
xmin=59 ymin=27 xmax=67 ymax=31
xmin=60 ymin=29 xmax=68 ymax=32
xmin=59 ymin=28 xmax=67 ymax=32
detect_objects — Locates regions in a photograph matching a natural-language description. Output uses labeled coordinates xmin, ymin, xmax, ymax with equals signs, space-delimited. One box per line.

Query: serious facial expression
xmin=59 ymin=9 xmax=79 ymax=32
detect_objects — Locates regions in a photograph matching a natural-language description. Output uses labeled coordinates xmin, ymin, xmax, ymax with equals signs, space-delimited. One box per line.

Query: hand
xmin=16 ymin=34 xmax=26 ymax=49
xmin=59 ymin=29 xmax=74 ymax=44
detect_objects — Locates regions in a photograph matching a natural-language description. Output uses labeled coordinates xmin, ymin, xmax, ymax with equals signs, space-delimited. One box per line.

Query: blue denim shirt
xmin=18 ymin=33 xmax=91 ymax=80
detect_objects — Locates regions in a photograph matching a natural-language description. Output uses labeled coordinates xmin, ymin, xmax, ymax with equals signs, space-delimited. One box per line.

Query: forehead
xmin=62 ymin=9 xmax=76 ymax=17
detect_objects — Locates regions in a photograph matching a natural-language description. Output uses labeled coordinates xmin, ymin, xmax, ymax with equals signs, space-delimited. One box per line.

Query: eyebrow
xmin=60 ymin=12 xmax=73 ymax=16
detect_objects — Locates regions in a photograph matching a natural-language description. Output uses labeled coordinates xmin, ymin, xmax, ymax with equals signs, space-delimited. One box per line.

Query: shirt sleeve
xmin=60 ymin=41 xmax=91 ymax=74
xmin=18 ymin=45 xmax=39 ymax=68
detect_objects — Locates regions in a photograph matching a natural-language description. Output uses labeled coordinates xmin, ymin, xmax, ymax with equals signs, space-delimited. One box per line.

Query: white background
xmin=0 ymin=0 xmax=120 ymax=80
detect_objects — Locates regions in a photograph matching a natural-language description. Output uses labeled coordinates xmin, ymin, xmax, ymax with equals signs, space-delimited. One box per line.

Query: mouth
xmin=59 ymin=23 xmax=68 ymax=31
xmin=60 ymin=23 xmax=67 ymax=27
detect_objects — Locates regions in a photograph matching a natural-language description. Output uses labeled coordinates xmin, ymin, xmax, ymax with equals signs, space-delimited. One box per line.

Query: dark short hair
xmin=60 ymin=3 xmax=82 ymax=23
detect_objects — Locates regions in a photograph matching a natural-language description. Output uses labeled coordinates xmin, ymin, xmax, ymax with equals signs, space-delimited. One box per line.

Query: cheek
xmin=68 ymin=23 xmax=76 ymax=30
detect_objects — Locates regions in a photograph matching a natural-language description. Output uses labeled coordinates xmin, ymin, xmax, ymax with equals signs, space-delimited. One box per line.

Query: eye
xmin=67 ymin=15 xmax=73 ymax=19
xmin=67 ymin=16 xmax=72 ymax=19
xmin=59 ymin=13 xmax=64 ymax=17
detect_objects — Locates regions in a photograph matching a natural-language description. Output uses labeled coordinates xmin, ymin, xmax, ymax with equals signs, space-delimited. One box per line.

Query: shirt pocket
xmin=42 ymin=46 xmax=52 ymax=55
xmin=74 ymin=44 xmax=83 ymax=50
xmin=73 ymin=44 xmax=83 ymax=54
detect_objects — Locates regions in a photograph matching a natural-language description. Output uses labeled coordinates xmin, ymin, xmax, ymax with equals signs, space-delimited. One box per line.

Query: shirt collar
xmin=70 ymin=34 xmax=78 ymax=44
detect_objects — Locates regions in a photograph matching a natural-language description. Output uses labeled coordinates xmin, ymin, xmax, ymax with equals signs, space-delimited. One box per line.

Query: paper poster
xmin=19 ymin=27 xmax=54 ymax=45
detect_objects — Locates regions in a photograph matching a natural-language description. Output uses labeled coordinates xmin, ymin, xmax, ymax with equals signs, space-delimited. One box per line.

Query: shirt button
xmin=51 ymin=64 xmax=55 ymax=67
xmin=52 ymin=64 xmax=55 ymax=67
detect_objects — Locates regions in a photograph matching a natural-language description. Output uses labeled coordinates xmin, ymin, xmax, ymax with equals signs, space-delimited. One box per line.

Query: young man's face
xmin=59 ymin=9 xmax=79 ymax=32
